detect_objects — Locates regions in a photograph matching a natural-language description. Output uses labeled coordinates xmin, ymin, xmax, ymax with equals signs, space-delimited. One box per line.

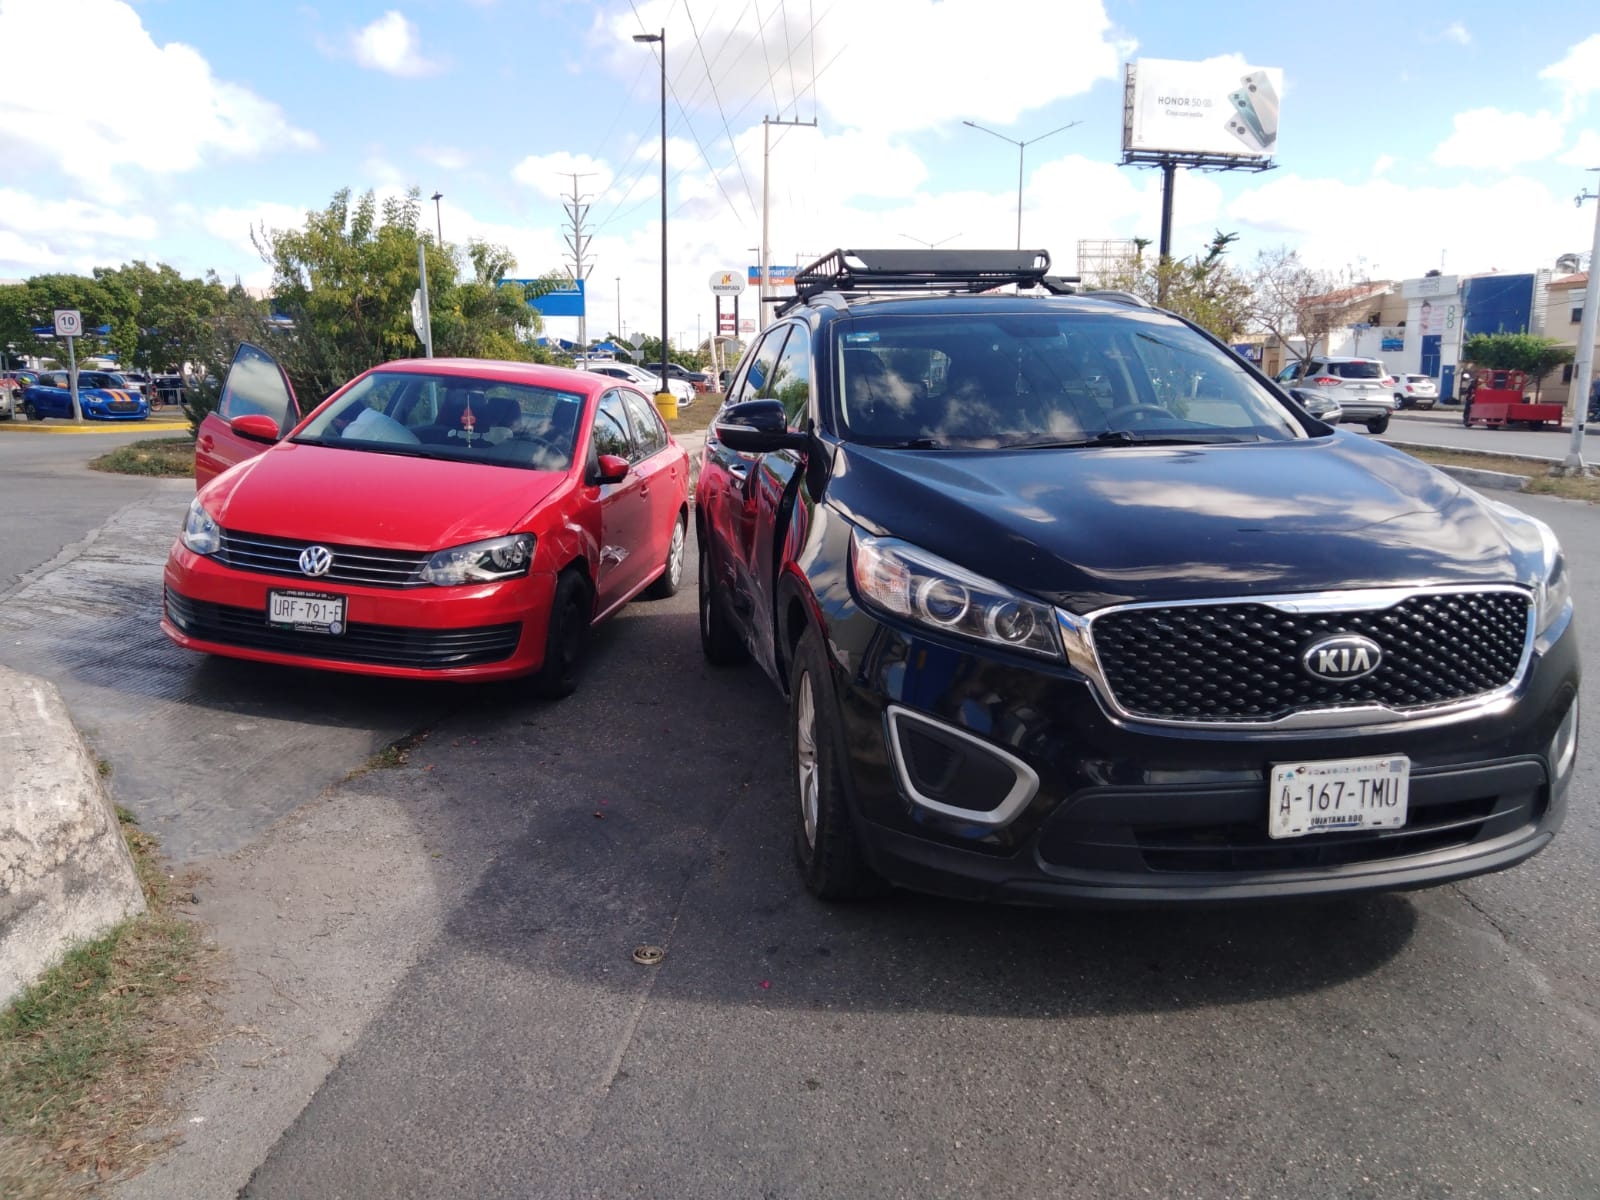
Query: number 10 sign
xmin=54 ymin=309 xmax=83 ymax=338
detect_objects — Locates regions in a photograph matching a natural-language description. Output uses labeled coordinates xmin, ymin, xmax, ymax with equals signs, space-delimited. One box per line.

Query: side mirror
xmin=593 ymin=453 xmax=630 ymax=485
xmin=231 ymin=413 xmax=281 ymax=442
xmin=714 ymin=398 xmax=811 ymax=454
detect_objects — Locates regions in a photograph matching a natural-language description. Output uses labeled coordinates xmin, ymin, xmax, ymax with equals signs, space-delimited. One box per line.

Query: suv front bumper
xmin=824 ymin=604 xmax=1579 ymax=906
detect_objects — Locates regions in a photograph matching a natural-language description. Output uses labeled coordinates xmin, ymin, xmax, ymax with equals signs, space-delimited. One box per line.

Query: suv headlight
xmin=421 ymin=534 xmax=535 ymax=585
xmin=851 ymin=531 xmax=1062 ymax=659
xmin=182 ymin=497 xmax=221 ymax=555
xmin=1488 ymin=501 xmax=1570 ymax=635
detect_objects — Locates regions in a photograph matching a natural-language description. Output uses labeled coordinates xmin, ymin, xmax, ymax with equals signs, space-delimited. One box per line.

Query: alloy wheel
xmin=666 ymin=519 xmax=685 ymax=592
xmin=795 ymin=669 xmax=819 ymax=848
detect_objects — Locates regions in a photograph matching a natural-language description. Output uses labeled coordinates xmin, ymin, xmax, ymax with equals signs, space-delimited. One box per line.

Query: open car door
xmin=195 ymin=343 xmax=302 ymax=489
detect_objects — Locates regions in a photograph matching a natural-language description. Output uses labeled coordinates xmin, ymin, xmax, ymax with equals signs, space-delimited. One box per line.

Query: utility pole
xmin=760 ymin=114 xmax=818 ymax=330
xmin=562 ymin=172 xmax=597 ymax=365
xmin=1561 ymin=168 xmax=1600 ymax=475
xmin=615 ymin=276 xmax=622 ymax=342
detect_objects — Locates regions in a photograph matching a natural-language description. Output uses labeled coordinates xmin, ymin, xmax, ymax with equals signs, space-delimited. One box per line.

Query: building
xmin=1538 ymin=272 xmax=1598 ymax=413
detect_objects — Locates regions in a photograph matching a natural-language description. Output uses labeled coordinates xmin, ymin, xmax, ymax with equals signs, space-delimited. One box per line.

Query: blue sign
xmin=512 ymin=277 xmax=585 ymax=318
xmin=1381 ymin=335 xmax=1404 ymax=352
xmin=1231 ymin=343 xmax=1262 ymax=362
xmin=748 ymin=265 xmax=796 ymax=285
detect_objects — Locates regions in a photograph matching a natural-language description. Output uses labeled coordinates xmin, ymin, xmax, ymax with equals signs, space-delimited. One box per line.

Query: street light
xmin=633 ymin=29 xmax=670 ymax=406
xmin=900 ymin=233 xmax=960 ymax=248
xmin=430 ymin=191 xmax=444 ymax=244
xmin=961 ymin=119 xmax=1081 ymax=249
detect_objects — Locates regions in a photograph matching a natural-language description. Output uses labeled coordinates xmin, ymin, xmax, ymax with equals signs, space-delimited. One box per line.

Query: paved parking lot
xmin=2 ymin=438 xmax=1597 ymax=1199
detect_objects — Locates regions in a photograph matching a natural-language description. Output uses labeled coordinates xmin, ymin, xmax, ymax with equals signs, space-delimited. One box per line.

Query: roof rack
xmin=777 ymin=248 xmax=1080 ymax=314
xmin=1081 ymin=289 xmax=1154 ymax=309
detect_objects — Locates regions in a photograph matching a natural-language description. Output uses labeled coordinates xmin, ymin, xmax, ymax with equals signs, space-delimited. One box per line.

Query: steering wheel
xmin=1101 ymin=402 xmax=1173 ymax=425
xmin=511 ymin=431 xmax=560 ymax=453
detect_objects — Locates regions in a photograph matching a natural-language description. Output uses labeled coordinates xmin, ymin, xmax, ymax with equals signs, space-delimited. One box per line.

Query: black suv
xmin=696 ymin=249 xmax=1579 ymax=905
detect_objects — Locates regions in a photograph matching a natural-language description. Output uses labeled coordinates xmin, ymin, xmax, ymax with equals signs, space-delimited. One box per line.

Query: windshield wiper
xmin=872 ymin=436 xmax=947 ymax=449
xmin=997 ymin=430 xmax=1264 ymax=450
xmin=291 ymin=437 xmax=436 ymax=459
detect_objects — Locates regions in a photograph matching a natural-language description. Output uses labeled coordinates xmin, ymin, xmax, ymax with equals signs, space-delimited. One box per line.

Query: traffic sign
xmin=629 ymin=331 xmax=648 ymax=351
xmin=708 ymin=270 xmax=745 ymax=295
xmin=411 ymin=290 xmax=426 ymax=342
xmin=54 ymin=309 xmax=82 ymax=337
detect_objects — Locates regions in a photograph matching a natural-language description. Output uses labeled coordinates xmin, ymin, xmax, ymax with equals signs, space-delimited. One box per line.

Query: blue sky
xmin=1 ymin=0 xmax=1595 ymax=346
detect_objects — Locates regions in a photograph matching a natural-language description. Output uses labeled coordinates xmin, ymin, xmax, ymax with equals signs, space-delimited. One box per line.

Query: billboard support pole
xmin=1158 ymin=161 xmax=1176 ymax=305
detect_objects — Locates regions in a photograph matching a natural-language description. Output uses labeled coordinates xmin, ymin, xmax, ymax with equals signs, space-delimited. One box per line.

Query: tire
xmin=1394 ymin=394 xmax=1408 ymax=409
xmin=698 ymin=542 xmax=748 ymax=666
xmin=790 ymin=624 xmax=885 ymax=901
xmin=23 ymin=401 xmax=37 ymax=421
xmin=1366 ymin=415 xmax=1390 ymax=435
xmin=531 ymin=570 xmax=592 ymax=700
xmin=643 ymin=512 xmax=686 ymax=599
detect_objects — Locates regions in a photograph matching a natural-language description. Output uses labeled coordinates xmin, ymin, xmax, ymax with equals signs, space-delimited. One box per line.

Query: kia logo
xmin=1301 ymin=634 xmax=1382 ymax=682
xmin=298 ymin=545 xmax=333 ymax=577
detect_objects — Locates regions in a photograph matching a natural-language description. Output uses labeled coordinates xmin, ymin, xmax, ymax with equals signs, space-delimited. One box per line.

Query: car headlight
xmin=851 ymin=531 xmax=1062 ymax=659
xmin=420 ymin=534 xmax=535 ymax=585
xmin=182 ymin=497 xmax=221 ymax=555
xmin=1487 ymin=501 xmax=1570 ymax=635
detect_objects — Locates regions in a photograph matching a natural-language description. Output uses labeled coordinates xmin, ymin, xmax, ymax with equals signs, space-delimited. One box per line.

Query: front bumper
xmin=823 ymin=602 xmax=1579 ymax=906
xmin=161 ymin=542 xmax=555 ymax=681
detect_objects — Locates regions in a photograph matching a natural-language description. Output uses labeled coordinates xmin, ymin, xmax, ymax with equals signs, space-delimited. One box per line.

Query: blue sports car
xmin=23 ymin=370 xmax=150 ymax=421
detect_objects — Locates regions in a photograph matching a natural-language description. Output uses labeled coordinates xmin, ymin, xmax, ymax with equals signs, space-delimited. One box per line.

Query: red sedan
xmin=163 ymin=345 xmax=689 ymax=696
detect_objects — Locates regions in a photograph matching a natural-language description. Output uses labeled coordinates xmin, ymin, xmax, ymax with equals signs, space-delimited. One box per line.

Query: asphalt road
xmin=1379 ymin=407 xmax=1599 ymax=464
xmin=5 ymin=431 xmax=1595 ymax=1198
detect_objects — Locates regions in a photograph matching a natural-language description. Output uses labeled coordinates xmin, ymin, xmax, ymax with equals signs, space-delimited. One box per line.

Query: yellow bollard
xmin=654 ymin=390 xmax=678 ymax=420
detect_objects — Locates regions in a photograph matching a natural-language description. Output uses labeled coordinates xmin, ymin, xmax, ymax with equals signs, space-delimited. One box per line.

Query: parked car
xmin=1274 ymin=356 xmax=1395 ymax=433
xmin=578 ymin=361 xmax=695 ymax=406
xmin=662 ymin=361 xmax=711 ymax=392
xmin=22 ymin=370 xmax=149 ymax=421
xmin=165 ymin=345 xmax=689 ymax=695
xmin=697 ymin=247 xmax=1578 ymax=906
xmin=114 ymin=369 xmax=152 ymax=399
xmin=1393 ymin=373 xmax=1439 ymax=410
xmin=1288 ymin=387 xmax=1342 ymax=424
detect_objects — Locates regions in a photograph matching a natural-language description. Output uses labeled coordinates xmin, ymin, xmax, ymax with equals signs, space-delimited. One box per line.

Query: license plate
xmin=267 ymin=589 xmax=346 ymax=635
xmin=1268 ymin=755 xmax=1409 ymax=839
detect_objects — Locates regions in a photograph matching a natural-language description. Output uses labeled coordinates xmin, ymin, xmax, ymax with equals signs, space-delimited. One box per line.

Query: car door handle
xmin=197 ymin=434 xmax=213 ymax=452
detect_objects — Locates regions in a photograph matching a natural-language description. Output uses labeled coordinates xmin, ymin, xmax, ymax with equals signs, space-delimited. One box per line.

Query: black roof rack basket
xmin=780 ymin=248 xmax=1078 ymax=313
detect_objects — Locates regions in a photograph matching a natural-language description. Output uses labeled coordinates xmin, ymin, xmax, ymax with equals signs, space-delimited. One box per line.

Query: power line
xmin=684 ymin=0 xmax=761 ymax=219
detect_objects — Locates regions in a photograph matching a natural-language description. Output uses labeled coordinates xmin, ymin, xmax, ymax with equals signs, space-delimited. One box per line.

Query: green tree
xmin=1087 ymin=231 xmax=1253 ymax=341
xmin=249 ymin=187 xmax=562 ymax=404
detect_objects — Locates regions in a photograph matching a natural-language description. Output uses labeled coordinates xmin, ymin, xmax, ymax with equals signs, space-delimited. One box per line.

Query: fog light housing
xmin=885 ymin=706 xmax=1039 ymax=827
xmin=1550 ymin=697 xmax=1579 ymax=782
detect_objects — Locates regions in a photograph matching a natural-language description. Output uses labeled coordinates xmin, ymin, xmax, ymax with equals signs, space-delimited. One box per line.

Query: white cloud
xmin=599 ymin=0 xmax=1133 ymax=135
xmin=201 ymin=202 xmax=308 ymax=262
xmin=0 ymin=188 xmax=161 ymax=273
xmin=420 ymin=145 xmax=470 ymax=172
xmin=1540 ymin=33 xmax=1600 ymax=109
xmin=1558 ymin=129 xmax=1600 ymax=168
xmin=1373 ymin=154 xmax=1396 ymax=176
xmin=1440 ymin=21 xmax=1470 ymax=45
xmin=0 ymin=0 xmax=316 ymax=198
xmin=1431 ymin=107 xmax=1566 ymax=168
xmin=351 ymin=11 xmax=443 ymax=78
xmin=512 ymin=152 xmax=618 ymax=201
xmin=1227 ymin=174 xmax=1592 ymax=278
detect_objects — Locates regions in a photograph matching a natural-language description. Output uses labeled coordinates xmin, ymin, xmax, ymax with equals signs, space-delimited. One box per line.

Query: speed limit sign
xmin=54 ymin=309 xmax=82 ymax=337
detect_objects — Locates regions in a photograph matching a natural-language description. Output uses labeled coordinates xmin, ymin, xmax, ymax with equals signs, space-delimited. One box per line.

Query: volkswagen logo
xmin=298 ymin=545 xmax=333 ymax=577
xmin=1301 ymin=633 xmax=1382 ymax=682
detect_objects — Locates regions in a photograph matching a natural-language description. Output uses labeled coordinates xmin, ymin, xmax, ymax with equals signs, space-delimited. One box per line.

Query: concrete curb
xmin=0 ymin=418 xmax=188 ymax=435
xmin=1383 ymin=439 xmax=1537 ymax=492
xmin=0 ymin=666 xmax=147 ymax=1008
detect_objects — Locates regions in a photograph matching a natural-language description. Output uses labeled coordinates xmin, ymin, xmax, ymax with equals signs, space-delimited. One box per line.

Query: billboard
xmin=1124 ymin=58 xmax=1283 ymax=159
xmin=748 ymin=265 xmax=797 ymax=290
xmin=511 ymin=277 xmax=585 ymax=318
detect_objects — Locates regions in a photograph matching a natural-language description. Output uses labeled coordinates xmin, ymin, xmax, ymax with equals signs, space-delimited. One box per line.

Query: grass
xmin=87 ymin=437 xmax=195 ymax=479
xmin=0 ymin=808 xmax=216 ymax=1196
xmin=1399 ymin=445 xmax=1600 ymax=503
xmin=665 ymin=393 xmax=722 ymax=438
xmin=343 ymin=728 xmax=431 ymax=782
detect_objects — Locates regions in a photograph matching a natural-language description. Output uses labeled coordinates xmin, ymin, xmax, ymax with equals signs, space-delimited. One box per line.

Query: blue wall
xmin=1462 ymin=274 xmax=1534 ymax=338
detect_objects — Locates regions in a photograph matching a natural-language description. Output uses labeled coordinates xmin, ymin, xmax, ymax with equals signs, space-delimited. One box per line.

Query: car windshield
xmin=1330 ymin=361 xmax=1385 ymax=379
xmin=293 ymin=371 xmax=585 ymax=472
xmin=79 ymin=372 xmax=128 ymax=389
xmin=834 ymin=311 xmax=1306 ymax=448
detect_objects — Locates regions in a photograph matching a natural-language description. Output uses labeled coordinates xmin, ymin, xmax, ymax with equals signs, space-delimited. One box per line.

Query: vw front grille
xmin=216 ymin=530 xmax=431 ymax=588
